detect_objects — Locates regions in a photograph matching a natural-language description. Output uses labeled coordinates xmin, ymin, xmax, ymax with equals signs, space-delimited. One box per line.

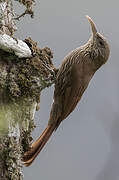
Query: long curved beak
xmin=86 ymin=15 xmax=97 ymax=35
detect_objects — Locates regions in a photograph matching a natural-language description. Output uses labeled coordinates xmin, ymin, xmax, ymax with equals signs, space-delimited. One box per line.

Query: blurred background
xmin=15 ymin=0 xmax=119 ymax=179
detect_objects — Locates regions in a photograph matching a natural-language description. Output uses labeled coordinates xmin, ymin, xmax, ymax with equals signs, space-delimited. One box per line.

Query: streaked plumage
xmin=22 ymin=16 xmax=110 ymax=166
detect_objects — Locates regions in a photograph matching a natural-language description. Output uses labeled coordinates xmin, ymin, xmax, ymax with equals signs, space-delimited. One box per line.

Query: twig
xmin=14 ymin=9 xmax=34 ymax=20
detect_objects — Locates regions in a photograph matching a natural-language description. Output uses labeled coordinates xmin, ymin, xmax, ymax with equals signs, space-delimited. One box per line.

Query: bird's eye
xmin=99 ymin=40 xmax=105 ymax=47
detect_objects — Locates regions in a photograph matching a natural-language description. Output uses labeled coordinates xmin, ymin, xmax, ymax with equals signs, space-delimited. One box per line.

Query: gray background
xmin=15 ymin=0 xmax=119 ymax=179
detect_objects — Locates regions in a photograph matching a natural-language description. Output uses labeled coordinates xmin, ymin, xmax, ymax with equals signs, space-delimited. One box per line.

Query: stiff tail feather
xmin=22 ymin=124 xmax=55 ymax=167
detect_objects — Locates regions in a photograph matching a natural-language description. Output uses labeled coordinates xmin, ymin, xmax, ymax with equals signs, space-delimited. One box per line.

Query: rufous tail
xmin=22 ymin=124 xmax=56 ymax=167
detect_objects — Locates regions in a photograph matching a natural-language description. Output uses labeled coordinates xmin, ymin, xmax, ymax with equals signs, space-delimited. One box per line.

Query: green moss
xmin=0 ymin=38 xmax=57 ymax=179
xmin=0 ymin=38 xmax=56 ymax=102
xmin=0 ymin=136 xmax=23 ymax=180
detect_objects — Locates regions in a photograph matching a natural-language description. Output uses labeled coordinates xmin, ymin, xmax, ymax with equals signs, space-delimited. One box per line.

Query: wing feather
xmin=49 ymin=49 xmax=91 ymax=127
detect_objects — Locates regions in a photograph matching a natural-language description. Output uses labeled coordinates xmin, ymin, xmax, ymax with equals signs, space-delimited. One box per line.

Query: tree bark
xmin=0 ymin=1 xmax=56 ymax=179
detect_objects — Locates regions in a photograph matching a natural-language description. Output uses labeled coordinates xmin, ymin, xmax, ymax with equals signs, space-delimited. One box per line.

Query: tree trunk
xmin=0 ymin=1 xmax=56 ymax=179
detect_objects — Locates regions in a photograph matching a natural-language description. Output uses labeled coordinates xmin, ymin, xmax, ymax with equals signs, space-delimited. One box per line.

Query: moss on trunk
xmin=0 ymin=1 xmax=56 ymax=179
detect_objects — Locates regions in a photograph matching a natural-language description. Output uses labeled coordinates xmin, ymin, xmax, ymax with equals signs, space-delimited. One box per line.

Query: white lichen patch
xmin=0 ymin=34 xmax=32 ymax=58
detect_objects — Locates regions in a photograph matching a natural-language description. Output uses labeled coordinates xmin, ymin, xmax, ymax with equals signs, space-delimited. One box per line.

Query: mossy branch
xmin=0 ymin=1 xmax=56 ymax=179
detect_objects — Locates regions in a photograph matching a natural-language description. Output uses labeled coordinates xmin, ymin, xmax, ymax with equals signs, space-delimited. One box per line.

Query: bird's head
xmin=86 ymin=16 xmax=110 ymax=67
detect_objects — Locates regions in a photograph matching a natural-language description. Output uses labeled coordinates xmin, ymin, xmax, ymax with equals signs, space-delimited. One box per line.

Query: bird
xmin=22 ymin=16 xmax=110 ymax=166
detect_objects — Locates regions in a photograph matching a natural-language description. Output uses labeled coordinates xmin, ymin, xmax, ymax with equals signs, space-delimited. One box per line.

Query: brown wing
xmin=61 ymin=63 xmax=87 ymax=120
xmin=49 ymin=48 xmax=92 ymax=127
xmin=48 ymin=66 xmax=72 ymax=126
xmin=54 ymin=47 xmax=81 ymax=97
xmin=49 ymin=60 xmax=88 ymax=126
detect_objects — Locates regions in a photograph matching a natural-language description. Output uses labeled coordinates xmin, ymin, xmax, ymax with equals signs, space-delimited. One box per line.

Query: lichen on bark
xmin=0 ymin=0 xmax=56 ymax=179
xmin=0 ymin=39 xmax=56 ymax=179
